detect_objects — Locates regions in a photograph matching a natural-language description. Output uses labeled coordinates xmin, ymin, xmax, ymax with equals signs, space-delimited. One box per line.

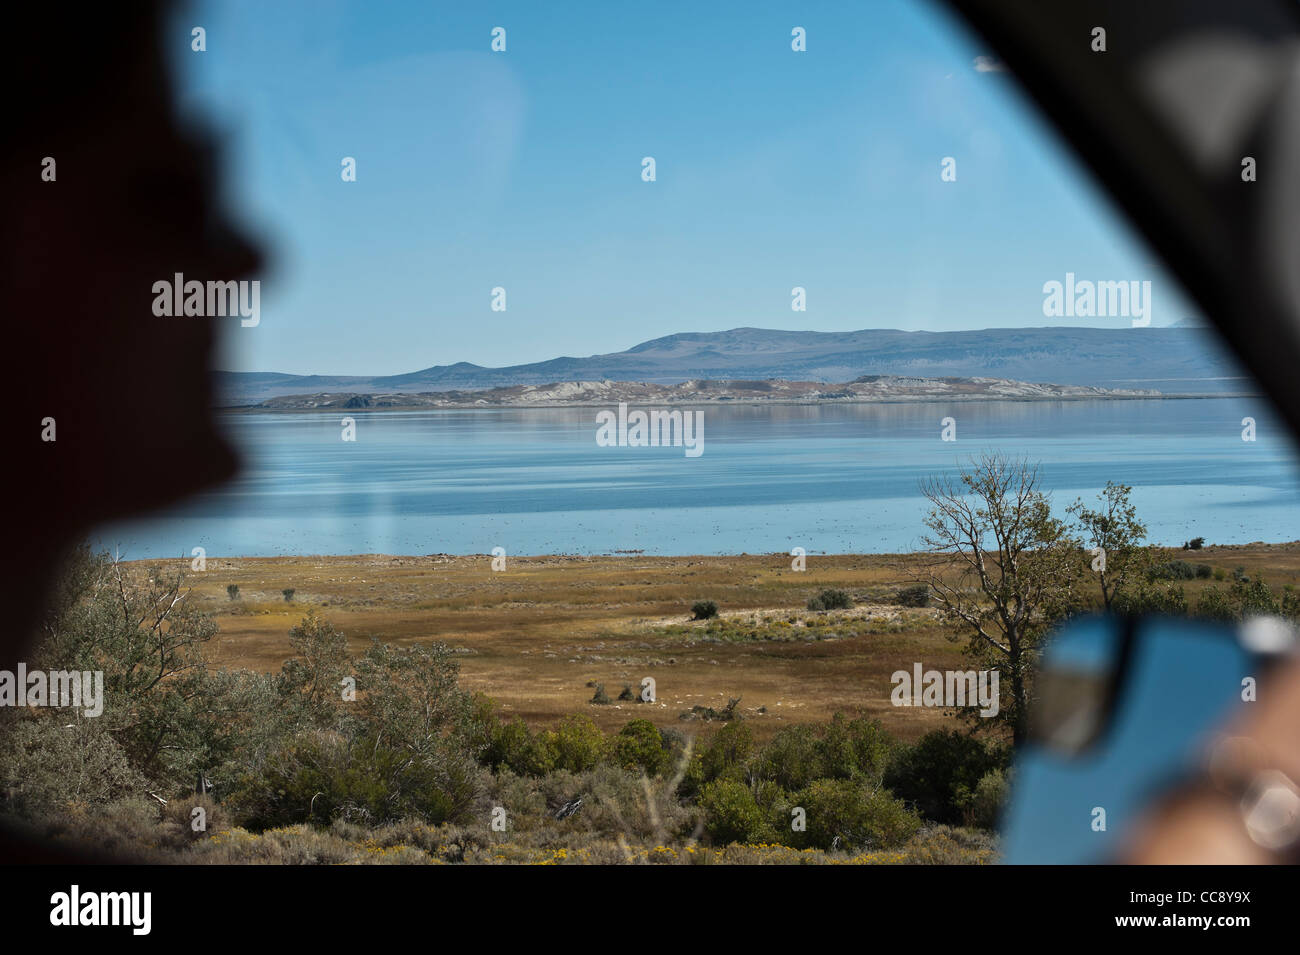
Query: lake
xmin=96 ymin=399 xmax=1300 ymax=558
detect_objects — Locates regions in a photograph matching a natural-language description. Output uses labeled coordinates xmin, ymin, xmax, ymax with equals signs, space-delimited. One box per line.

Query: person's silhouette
xmin=1 ymin=2 xmax=262 ymax=861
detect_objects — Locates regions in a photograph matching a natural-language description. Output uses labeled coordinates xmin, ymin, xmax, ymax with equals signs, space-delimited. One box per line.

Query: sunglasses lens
xmin=1030 ymin=617 xmax=1123 ymax=754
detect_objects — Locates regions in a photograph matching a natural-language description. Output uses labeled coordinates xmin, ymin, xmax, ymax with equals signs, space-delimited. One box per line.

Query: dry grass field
xmin=138 ymin=542 xmax=1300 ymax=743
xmin=12 ymin=542 xmax=1296 ymax=865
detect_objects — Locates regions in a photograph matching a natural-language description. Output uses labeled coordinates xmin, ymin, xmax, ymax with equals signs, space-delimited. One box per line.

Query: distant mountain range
xmin=249 ymin=375 xmax=1162 ymax=411
xmin=216 ymin=326 xmax=1249 ymax=406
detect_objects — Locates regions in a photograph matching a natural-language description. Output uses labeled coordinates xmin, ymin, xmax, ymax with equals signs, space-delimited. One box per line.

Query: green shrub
xmin=884 ymin=730 xmax=1006 ymax=825
xmin=684 ymin=721 xmax=754 ymax=797
xmin=701 ymin=779 xmax=774 ymax=845
xmin=612 ymin=719 xmax=670 ymax=777
xmin=163 ymin=793 xmax=228 ymax=843
xmin=228 ymin=729 xmax=481 ymax=830
xmin=691 ymin=600 xmax=719 ymax=620
xmin=790 ymin=779 xmax=920 ymax=850
xmin=750 ymin=715 xmax=896 ymax=792
xmin=657 ymin=727 xmax=690 ymax=771
xmin=245 ymin=638 xmax=485 ymax=827
xmin=1194 ymin=564 xmax=1212 ymax=579
xmin=282 ymin=588 xmax=295 ymax=602
xmin=1284 ymin=587 xmax=1300 ymax=623
xmin=589 ymin=683 xmax=611 ymax=705
xmin=1112 ymin=580 xmax=1187 ymax=616
xmin=1194 ymin=578 xmax=1282 ymax=621
xmin=958 ymin=768 xmax=1009 ymax=829
xmin=226 ymin=584 xmax=240 ymax=601
xmin=484 ymin=717 xmax=550 ymax=775
xmin=807 ymin=588 xmax=852 ymax=611
xmin=542 ymin=715 xmax=608 ymax=773
xmin=816 ymin=714 xmax=895 ymax=784
xmin=1235 ymin=577 xmax=1280 ymax=617
xmin=1151 ymin=560 xmax=1197 ymax=580
xmin=0 ymin=714 xmax=149 ymax=820
xmin=351 ymin=639 xmax=483 ymax=761
xmin=1195 ymin=586 xmax=1236 ymax=622
xmin=900 ymin=824 xmax=999 ymax=864
xmin=755 ymin=725 xmax=824 ymax=791
xmin=518 ymin=733 xmax=558 ymax=776
xmin=753 ymin=778 xmax=794 ymax=834
xmin=276 ymin=610 xmax=350 ymax=728
xmin=895 ymin=584 xmax=930 ymax=608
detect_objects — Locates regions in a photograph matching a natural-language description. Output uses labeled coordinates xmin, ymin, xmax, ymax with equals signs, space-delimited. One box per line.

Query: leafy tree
xmin=354 ymin=640 xmax=481 ymax=756
xmin=337 ymin=640 xmax=485 ymax=822
xmin=186 ymin=667 xmax=283 ymax=791
xmin=1068 ymin=481 xmax=1148 ymax=610
xmin=914 ymin=454 xmax=1082 ymax=743
xmin=276 ymin=611 xmax=350 ymax=729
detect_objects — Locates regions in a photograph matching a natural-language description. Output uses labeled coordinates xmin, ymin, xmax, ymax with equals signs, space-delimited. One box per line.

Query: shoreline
xmin=120 ymin=541 xmax=1300 ymax=565
xmin=217 ymin=391 xmax=1261 ymax=413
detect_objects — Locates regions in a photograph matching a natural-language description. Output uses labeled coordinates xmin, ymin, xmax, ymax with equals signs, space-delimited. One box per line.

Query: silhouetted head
xmin=1 ymin=2 xmax=261 ymax=670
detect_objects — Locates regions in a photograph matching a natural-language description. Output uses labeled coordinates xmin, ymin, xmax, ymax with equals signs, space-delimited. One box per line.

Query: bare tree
xmin=912 ymin=454 xmax=1082 ymax=744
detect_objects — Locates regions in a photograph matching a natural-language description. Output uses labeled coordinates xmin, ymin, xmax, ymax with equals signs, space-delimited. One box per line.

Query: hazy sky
xmin=174 ymin=0 xmax=1201 ymax=376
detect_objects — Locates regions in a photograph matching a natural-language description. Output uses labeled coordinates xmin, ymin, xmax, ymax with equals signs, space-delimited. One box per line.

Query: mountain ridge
xmin=216 ymin=326 xmax=1246 ymax=405
xmin=246 ymin=375 xmax=1165 ymax=412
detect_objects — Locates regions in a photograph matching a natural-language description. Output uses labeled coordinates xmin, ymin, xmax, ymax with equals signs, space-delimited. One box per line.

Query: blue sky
xmin=173 ymin=0 xmax=1201 ymax=377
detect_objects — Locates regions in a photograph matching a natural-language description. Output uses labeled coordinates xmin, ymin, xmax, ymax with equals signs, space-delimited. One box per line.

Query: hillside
xmin=248 ymin=374 xmax=1162 ymax=411
xmin=216 ymin=326 xmax=1248 ymax=406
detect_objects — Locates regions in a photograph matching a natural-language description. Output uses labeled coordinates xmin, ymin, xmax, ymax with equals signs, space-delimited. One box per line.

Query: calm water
xmin=96 ymin=399 xmax=1300 ymax=558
